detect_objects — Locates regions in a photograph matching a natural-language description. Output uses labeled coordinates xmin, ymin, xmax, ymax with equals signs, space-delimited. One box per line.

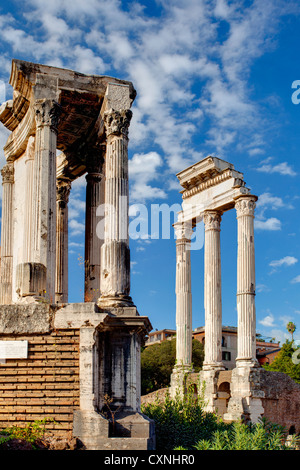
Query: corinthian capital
xmin=235 ymin=195 xmax=257 ymax=217
xmin=103 ymin=109 xmax=132 ymax=138
xmin=203 ymin=210 xmax=222 ymax=231
xmin=1 ymin=163 xmax=14 ymax=184
xmin=34 ymin=99 xmax=62 ymax=131
xmin=56 ymin=179 xmax=71 ymax=205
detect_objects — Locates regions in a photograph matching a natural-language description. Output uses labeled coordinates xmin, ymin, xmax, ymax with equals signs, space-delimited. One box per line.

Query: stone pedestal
xmin=223 ymin=366 xmax=264 ymax=423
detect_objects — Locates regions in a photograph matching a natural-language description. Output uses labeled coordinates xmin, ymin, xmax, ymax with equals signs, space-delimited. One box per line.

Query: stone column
xmin=203 ymin=210 xmax=224 ymax=370
xmin=99 ymin=109 xmax=133 ymax=307
xmin=55 ymin=178 xmax=71 ymax=303
xmin=31 ymin=99 xmax=61 ymax=302
xmin=0 ymin=163 xmax=14 ymax=304
xmin=235 ymin=194 xmax=258 ymax=367
xmin=84 ymin=151 xmax=105 ymax=302
xmin=174 ymin=221 xmax=193 ymax=368
xmin=23 ymin=136 xmax=35 ymax=263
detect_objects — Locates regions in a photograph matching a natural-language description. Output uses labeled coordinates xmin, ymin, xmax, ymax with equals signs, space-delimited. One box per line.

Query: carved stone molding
xmin=203 ymin=210 xmax=222 ymax=231
xmin=235 ymin=196 xmax=257 ymax=217
xmin=1 ymin=163 xmax=14 ymax=184
xmin=103 ymin=109 xmax=132 ymax=138
xmin=34 ymin=99 xmax=62 ymax=131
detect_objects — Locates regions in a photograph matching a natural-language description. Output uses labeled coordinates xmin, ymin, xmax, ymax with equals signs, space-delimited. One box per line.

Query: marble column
xmin=0 ymin=163 xmax=14 ymax=304
xmin=203 ymin=210 xmax=224 ymax=370
xmin=235 ymin=194 xmax=258 ymax=367
xmin=174 ymin=221 xmax=193 ymax=368
xmin=99 ymin=109 xmax=133 ymax=307
xmin=55 ymin=178 xmax=71 ymax=303
xmin=23 ymin=136 xmax=35 ymax=263
xmin=31 ymin=99 xmax=61 ymax=302
xmin=84 ymin=151 xmax=105 ymax=302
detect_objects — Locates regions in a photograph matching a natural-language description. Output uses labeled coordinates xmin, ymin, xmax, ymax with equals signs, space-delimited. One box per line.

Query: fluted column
xmin=235 ymin=194 xmax=258 ymax=367
xmin=55 ymin=178 xmax=71 ymax=303
xmin=84 ymin=151 xmax=105 ymax=302
xmin=0 ymin=163 xmax=14 ymax=304
xmin=99 ymin=109 xmax=133 ymax=307
xmin=31 ymin=99 xmax=61 ymax=302
xmin=174 ymin=222 xmax=193 ymax=367
xmin=203 ymin=210 xmax=224 ymax=371
xmin=23 ymin=136 xmax=35 ymax=263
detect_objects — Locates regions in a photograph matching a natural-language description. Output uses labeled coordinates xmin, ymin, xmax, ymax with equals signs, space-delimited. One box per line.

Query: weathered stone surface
xmin=0 ymin=304 xmax=51 ymax=334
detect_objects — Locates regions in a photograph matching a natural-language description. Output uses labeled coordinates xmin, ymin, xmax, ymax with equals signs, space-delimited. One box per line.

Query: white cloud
xmin=259 ymin=313 xmax=276 ymax=327
xmin=269 ymin=256 xmax=298 ymax=268
xmin=129 ymin=152 xmax=167 ymax=202
xmin=257 ymin=159 xmax=296 ymax=176
xmin=291 ymin=275 xmax=300 ymax=284
xmin=255 ymin=217 xmax=281 ymax=231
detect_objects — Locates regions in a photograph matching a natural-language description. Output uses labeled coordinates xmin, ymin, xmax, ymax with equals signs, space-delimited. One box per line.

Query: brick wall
xmin=0 ymin=329 xmax=80 ymax=437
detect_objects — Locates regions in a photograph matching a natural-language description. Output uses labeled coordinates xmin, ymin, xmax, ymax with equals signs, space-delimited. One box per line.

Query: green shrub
xmin=141 ymin=388 xmax=228 ymax=451
xmin=0 ymin=418 xmax=55 ymax=448
xmin=194 ymin=419 xmax=299 ymax=450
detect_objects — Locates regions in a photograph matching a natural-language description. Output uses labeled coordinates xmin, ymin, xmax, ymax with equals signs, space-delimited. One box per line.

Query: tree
xmin=263 ymin=340 xmax=300 ymax=384
xmin=286 ymin=322 xmax=296 ymax=342
xmin=141 ymin=338 xmax=204 ymax=395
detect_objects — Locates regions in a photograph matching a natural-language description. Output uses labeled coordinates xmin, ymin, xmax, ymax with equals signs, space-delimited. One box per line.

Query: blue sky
xmin=0 ymin=0 xmax=300 ymax=345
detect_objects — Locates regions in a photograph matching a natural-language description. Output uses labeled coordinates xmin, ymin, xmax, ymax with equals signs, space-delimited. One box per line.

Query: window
xmin=222 ymin=351 xmax=231 ymax=361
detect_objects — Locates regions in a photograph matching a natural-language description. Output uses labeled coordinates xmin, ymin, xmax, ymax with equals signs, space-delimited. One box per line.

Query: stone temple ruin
xmin=0 ymin=60 xmax=154 ymax=450
xmin=0 ymin=60 xmax=299 ymax=449
xmin=170 ymin=156 xmax=300 ymax=432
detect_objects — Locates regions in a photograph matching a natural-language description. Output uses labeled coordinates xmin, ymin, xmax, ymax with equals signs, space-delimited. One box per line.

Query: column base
xmin=97 ymin=294 xmax=134 ymax=308
xmin=202 ymin=361 xmax=225 ymax=371
xmin=170 ymin=364 xmax=193 ymax=398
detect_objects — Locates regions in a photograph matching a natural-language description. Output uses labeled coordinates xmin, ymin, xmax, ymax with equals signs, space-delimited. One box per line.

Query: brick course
xmin=0 ymin=329 xmax=80 ymax=437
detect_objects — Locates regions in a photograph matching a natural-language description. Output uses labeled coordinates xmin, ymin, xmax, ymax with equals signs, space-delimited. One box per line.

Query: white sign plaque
xmin=0 ymin=340 xmax=28 ymax=360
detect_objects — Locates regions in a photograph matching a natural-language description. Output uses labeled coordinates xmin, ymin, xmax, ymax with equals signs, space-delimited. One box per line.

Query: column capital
xmin=203 ymin=210 xmax=222 ymax=231
xmin=1 ymin=163 xmax=14 ymax=184
xmin=174 ymin=221 xmax=193 ymax=241
xmin=56 ymin=179 xmax=71 ymax=205
xmin=34 ymin=99 xmax=62 ymax=131
xmin=235 ymin=194 xmax=257 ymax=217
xmin=103 ymin=108 xmax=132 ymax=138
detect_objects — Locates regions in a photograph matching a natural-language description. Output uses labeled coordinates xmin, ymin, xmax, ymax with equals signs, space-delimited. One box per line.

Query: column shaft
xmin=84 ymin=154 xmax=105 ymax=302
xmin=31 ymin=99 xmax=61 ymax=302
xmin=235 ymin=195 xmax=258 ymax=366
xmin=203 ymin=211 xmax=223 ymax=370
xmin=55 ymin=179 xmax=71 ymax=303
xmin=175 ymin=223 xmax=193 ymax=367
xmin=0 ymin=163 xmax=14 ymax=304
xmin=99 ymin=109 xmax=132 ymax=306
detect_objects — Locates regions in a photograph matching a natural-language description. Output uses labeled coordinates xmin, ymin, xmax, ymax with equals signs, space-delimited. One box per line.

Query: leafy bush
xmin=194 ymin=419 xmax=299 ymax=450
xmin=141 ymin=388 xmax=227 ymax=451
xmin=142 ymin=389 xmax=299 ymax=451
xmin=0 ymin=418 xmax=55 ymax=448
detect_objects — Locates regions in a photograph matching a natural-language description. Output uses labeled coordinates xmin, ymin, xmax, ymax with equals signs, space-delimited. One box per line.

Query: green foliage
xmin=0 ymin=418 xmax=55 ymax=447
xmin=141 ymin=338 xmax=204 ymax=395
xmin=194 ymin=419 xmax=299 ymax=450
xmin=141 ymin=388 xmax=226 ymax=451
xmin=263 ymin=340 xmax=300 ymax=383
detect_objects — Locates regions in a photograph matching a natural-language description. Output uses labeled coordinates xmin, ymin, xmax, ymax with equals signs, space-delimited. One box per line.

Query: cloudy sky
xmin=0 ymin=0 xmax=300 ymax=345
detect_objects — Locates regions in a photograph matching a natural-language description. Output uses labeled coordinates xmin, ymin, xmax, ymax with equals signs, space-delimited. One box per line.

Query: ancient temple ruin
xmin=0 ymin=60 xmax=154 ymax=450
xmin=170 ymin=156 xmax=300 ymax=432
